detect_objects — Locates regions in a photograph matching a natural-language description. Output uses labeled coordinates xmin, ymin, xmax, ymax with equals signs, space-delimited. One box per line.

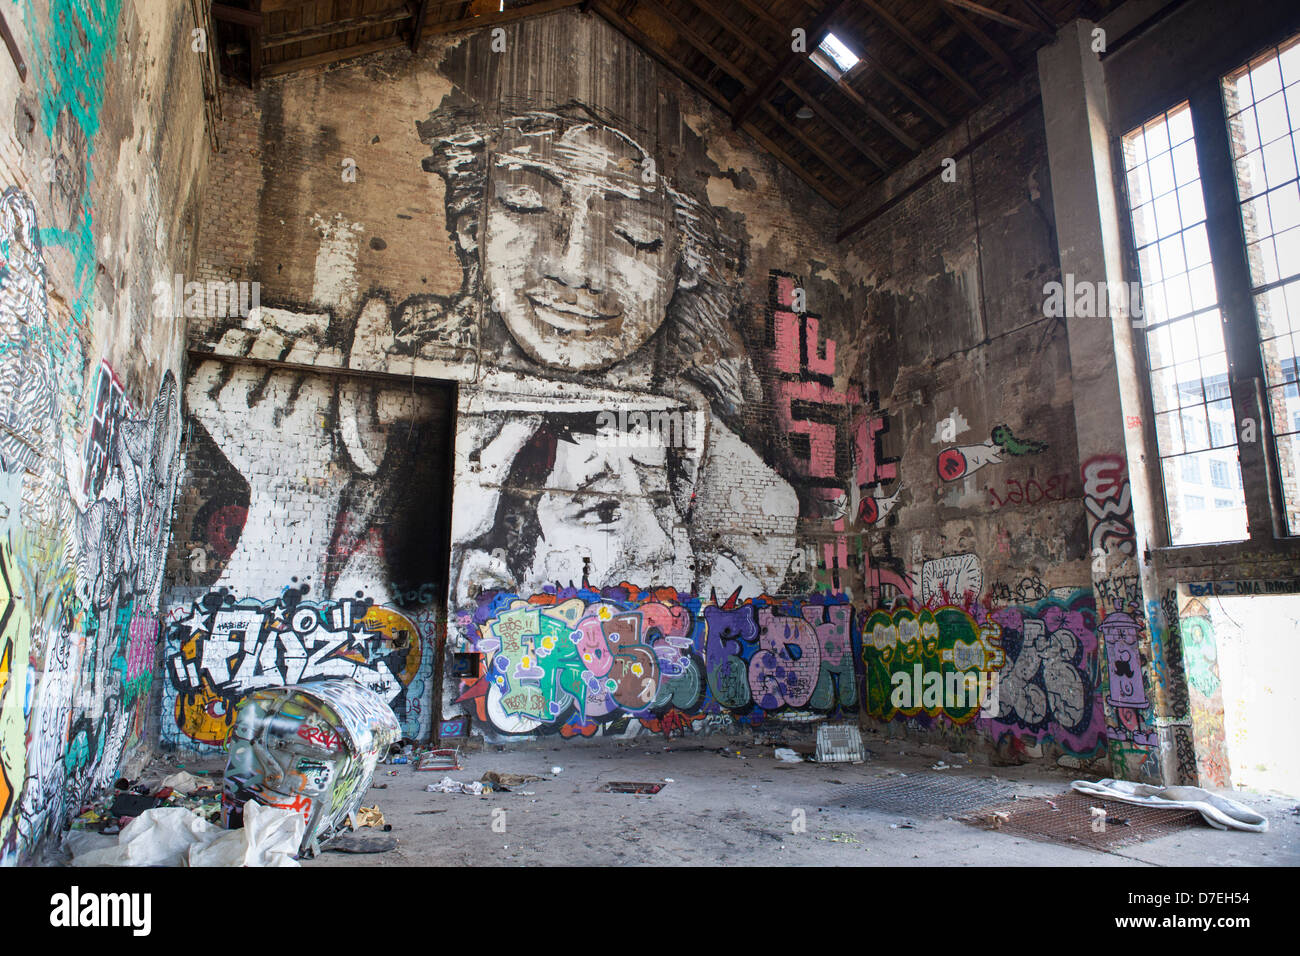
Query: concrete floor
xmin=299 ymin=737 xmax=1300 ymax=867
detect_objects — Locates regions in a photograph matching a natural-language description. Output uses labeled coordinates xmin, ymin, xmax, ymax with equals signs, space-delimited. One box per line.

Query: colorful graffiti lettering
xmin=985 ymin=591 xmax=1107 ymax=756
xmin=455 ymin=583 xmax=861 ymax=736
xmin=860 ymin=604 xmax=1005 ymax=723
xmin=162 ymin=586 xmax=432 ymax=748
xmin=1082 ymin=454 xmax=1136 ymax=556
xmin=223 ymin=680 xmax=399 ymax=854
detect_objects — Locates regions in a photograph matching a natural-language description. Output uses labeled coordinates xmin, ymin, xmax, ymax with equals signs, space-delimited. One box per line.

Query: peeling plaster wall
xmin=838 ymin=78 xmax=1112 ymax=771
xmin=0 ymin=1 xmax=209 ymax=862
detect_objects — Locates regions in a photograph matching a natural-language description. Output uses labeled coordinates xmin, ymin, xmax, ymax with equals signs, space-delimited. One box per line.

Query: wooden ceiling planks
xmin=209 ymin=0 xmax=1129 ymax=209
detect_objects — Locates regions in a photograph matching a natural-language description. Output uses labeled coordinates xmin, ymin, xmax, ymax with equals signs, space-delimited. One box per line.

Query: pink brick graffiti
xmin=126 ymin=616 xmax=158 ymax=682
xmin=769 ymin=273 xmax=857 ymax=480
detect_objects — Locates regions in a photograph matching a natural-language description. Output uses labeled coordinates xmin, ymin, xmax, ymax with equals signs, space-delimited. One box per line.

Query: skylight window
xmin=817 ymin=32 xmax=860 ymax=75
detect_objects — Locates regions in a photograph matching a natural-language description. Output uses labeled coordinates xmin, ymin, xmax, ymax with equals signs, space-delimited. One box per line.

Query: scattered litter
xmin=110 ymin=792 xmax=161 ymax=819
xmin=889 ymin=821 xmax=917 ymax=829
xmin=68 ymin=803 xmax=303 ymax=867
xmin=931 ymin=761 xmax=951 ymax=771
xmin=663 ymin=778 xmax=675 ymax=784
xmin=353 ymin=806 xmax=387 ymax=829
xmin=426 ymin=776 xmax=484 ymax=795
xmin=601 ymin=782 xmax=665 ymax=794
xmin=1045 ymin=799 xmax=1059 ymax=811
xmin=415 ymin=809 xmax=448 ymax=815
xmin=481 ymin=771 xmax=544 ymax=788
xmin=817 ymin=831 xmax=861 ymax=844
xmin=1071 ymin=778 xmax=1268 ymax=832
xmin=774 ymin=748 xmax=803 ymax=763
xmin=159 ymin=771 xmax=204 ymax=795
xmin=989 ymin=811 xmax=1011 ymax=829
xmin=371 ymin=783 xmax=388 ymax=790
xmin=551 ymin=766 xmax=563 ymax=775
xmin=386 ymin=770 xmax=399 ymax=776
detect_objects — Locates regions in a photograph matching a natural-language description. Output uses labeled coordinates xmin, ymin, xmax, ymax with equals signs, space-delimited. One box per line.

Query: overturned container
xmin=222 ymin=678 xmax=401 ymax=856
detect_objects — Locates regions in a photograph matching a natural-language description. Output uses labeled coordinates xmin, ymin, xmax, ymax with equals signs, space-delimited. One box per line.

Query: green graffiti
xmin=991 ymin=424 xmax=1048 ymax=456
xmin=20 ymin=0 xmax=124 ymax=331
xmin=860 ymin=605 xmax=1005 ymax=724
xmin=1180 ymin=616 xmax=1221 ymax=698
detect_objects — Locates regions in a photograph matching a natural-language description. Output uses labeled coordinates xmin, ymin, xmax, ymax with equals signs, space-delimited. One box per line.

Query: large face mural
xmin=170 ymin=105 xmax=832 ymax=747
xmin=485 ymin=122 xmax=679 ymax=372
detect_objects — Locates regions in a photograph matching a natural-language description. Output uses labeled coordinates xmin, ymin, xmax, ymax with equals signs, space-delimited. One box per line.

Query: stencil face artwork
xmin=525 ymin=429 xmax=687 ymax=586
xmin=484 ymin=123 xmax=678 ymax=372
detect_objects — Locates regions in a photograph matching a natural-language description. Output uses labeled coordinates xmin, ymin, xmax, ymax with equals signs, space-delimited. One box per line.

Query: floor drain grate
xmin=602 ymin=782 xmax=665 ymax=794
xmin=818 ymin=772 xmax=1014 ymax=816
xmin=961 ymin=791 xmax=1207 ymax=851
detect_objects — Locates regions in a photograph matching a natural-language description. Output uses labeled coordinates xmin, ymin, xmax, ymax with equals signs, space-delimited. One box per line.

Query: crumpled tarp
xmin=68 ymin=802 xmax=306 ymax=866
xmin=426 ymin=776 xmax=484 ymax=795
xmin=1071 ymin=778 xmax=1269 ymax=832
xmin=159 ymin=770 xmax=207 ymax=795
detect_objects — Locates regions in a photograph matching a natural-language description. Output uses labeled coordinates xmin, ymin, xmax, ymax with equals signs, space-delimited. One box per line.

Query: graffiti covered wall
xmin=0 ymin=0 xmax=209 ymax=862
xmin=176 ymin=10 xmax=1137 ymax=769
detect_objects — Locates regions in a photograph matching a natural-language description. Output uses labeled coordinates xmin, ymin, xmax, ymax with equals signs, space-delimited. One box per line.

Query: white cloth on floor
xmin=1071 ymin=778 xmax=1268 ymax=832
xmin=68 ymin=802 xmax=305 ymax=866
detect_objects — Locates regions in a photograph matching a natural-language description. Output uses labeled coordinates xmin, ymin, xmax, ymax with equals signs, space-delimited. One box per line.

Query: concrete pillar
xmin=1038 ymin=20 xmax=1185 ymax=784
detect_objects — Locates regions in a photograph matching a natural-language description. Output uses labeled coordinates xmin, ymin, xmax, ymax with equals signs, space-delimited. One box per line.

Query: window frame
xmin=1116 ymin=67 xmax=1295 ymax=554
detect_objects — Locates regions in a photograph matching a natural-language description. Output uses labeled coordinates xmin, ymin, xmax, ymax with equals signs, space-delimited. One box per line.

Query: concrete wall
xmin=837 ymin=78 xmax=1112 ymax=771
xmin=0 ymin=0 xmax=209 ymax=862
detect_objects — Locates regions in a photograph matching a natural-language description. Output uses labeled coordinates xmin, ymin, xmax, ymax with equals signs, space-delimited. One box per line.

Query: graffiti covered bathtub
xmin=222 ymin=679 xmax=400 ymax=855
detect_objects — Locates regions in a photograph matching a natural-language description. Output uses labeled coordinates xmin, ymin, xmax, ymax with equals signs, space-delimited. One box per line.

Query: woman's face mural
xmin=484 ymin=123 xmax=679 ymax=372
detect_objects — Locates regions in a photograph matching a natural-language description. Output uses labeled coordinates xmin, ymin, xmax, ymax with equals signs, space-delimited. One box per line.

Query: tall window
xmin=1122 ymin=104 xmax=1249 ymax=545
xmin=1223 ymin=34 xmax=1300 ymax=533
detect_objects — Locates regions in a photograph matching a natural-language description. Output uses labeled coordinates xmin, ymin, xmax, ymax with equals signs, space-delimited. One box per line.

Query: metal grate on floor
xmin=817 ymin=772 xmax=1016 ymax=817
xmin=602 ymin=782 xmax=665 ymax=794
xmin=961 ymin=791 xmax=1208 ymax=852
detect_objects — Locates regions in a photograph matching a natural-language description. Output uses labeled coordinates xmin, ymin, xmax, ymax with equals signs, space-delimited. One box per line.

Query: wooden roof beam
xmin=731 ymin=0 xmax=852 ymax=129
xmin=942 ymin=0 xmax=1052 ymax=37
xmin=858 ymin=0 xmax=980 ymax=101
xmin=939 ymin=2 xmax=1018 ymax=74
xmin=690 ymin=0 xmax=778 ymax=67
xmin=688 ymin=5 xmax=891 ymax=173
xmin=261 ymin=35 xmax=409 ymax=77
xmin=731 ymin=0 xmax=787 ymax=35
xmin=809 ymin=62 xmax=921 ymax=152
xmin=759 ymin=101 xmax=863 ymax=187
xmin=422 ymin=0 xmax=584 ymax=37
xmin=590 ymin=2 xmax=845 ymax=207
xmin=262 ymin=6 xmax=417 ymax=49
xmin=1015 ymin=0 xmax=1059 ymax=32
xmin=781 ymin=78 xmax=889 ymax=171
xmin=410 ymin=1 xmax=431 ymax=50
xmin=637 ymin=0 xmax=758 ymax=91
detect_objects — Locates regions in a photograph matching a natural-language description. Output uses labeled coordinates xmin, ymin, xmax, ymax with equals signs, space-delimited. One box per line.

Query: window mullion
xmin=1188 ymin=79 xmax=1289 ymax=539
